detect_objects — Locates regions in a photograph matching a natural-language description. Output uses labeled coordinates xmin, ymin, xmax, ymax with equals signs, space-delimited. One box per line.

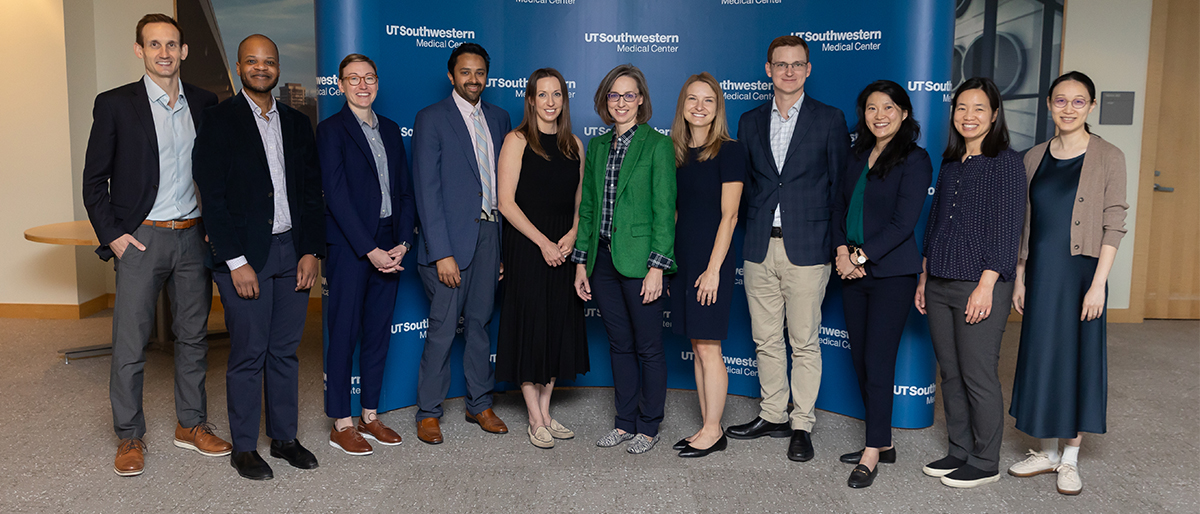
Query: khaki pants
xmin=743 ymin=238 xmax=830 ymax=431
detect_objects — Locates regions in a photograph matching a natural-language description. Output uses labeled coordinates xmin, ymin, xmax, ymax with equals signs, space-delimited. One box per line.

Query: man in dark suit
xmin=317 ymin=53 xmax=416 ymax=455
xmin=81 ymin=13 xmax=231 ymax=478
xmin=410 ymin=43 xmax=511 ymax=444
xmin=725 ymin=35 xmax=850 ymax=463
xmin=192 ymin=34 xmax=325 ymax=480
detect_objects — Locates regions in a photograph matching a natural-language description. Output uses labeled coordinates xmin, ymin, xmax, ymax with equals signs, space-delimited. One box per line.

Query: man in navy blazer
xmin=81 ymin=14 xmax=230 ymax=477
xmin=725 ymin=36 xmax=850 ymax=463
xmin=317 ymin=53 xmax=415 ymax=455
xmin=192 ymin=35 xmax=325 ymax=480
xmin=410 ymin=43 xmax=511 ymax=444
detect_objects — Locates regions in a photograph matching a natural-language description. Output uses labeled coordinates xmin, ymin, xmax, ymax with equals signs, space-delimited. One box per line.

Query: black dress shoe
xmin=269 ymin=439 xmax=319 ymax=469
xmin=725 ymin=417 xmax=792 ymax=440
xmin=847 ymin=464 xmax=878 ymax=488
xmin=230 ymin=451 xmax=273 ymax=480
xmin=672 ymin=437 xmax=691 ymax=451
xmin=839 ymin=447 xmax=897 ymax=464
xmin=787 ymin=430 xmax=814 ymax=462
xmin=678 ymin=435 xmax=728 ymax=458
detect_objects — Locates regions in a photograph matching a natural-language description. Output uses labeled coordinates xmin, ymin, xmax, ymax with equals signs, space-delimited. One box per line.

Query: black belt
xmin=770 ymin=227 xmax=783 ymax=238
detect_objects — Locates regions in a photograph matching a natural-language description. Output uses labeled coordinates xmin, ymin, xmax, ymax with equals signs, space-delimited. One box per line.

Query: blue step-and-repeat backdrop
xmin=315 ymin=0 xmax=954 ymax=429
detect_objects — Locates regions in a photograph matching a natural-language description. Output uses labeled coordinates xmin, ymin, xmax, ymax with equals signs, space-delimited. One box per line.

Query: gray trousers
xmin=416 ymin=220 xmax=499 ymax=420
xmin=110 ymin=223 xmax=212 ymax=440
xmin=925 ymin=276 xmax=1014 ymax=473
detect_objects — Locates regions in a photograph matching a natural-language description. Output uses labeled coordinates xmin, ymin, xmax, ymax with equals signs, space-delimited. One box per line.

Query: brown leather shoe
xmin=329 ymin=425 xmax=373 ymax=455
xmin=174 ymin=422 xmax=233 ymax=457
xmin=358 ymin=418 xmax=403 ymax=446
xmin=465 ymin=408 xmax=508 ymax=434
xmin=417 ymin=417 xmax=443 ymax=445
xmin=114 ymin=438 xmax=146 ymax=477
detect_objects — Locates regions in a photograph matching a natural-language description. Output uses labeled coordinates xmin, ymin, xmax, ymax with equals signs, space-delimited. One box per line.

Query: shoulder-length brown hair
xmin=593 ymin=64 xmax=652 ymax=126
xmin=514 ymin=68 xmax=579 ymax=160
xmin=670 ymin=72 xmax=733 ymax=167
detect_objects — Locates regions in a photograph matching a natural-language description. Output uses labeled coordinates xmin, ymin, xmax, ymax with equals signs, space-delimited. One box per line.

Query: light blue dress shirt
xmin=143 ymin=75 xmax=200 ymax=221
xmin=357 ymin=111 xmax=392 ymax=218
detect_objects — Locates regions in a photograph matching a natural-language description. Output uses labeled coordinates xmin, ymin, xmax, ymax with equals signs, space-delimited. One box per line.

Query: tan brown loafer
xmin=174 ymin=422 xmax=232 ymax=457
xmin=114 ymin=438 xmax=146 ymax=477
xmin=358 ymin=418 xmax=403 ymax=446
xmin=417 ymin=417 xmax=443 ymax=444
xmin=465 ymin=408 xmax=508 ymax=434
xmin=330 ymin=425 xmax=373 ymax=455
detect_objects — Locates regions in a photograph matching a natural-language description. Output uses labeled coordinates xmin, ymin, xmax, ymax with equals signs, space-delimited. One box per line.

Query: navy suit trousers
xmin=214 ymin=231 xmax=309 ymax=452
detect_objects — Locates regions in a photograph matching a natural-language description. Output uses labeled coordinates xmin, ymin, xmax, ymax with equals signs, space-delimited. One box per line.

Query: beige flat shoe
xmin=528 ymin=425 xmax=554 ymax=449
xmin=548 ymin=419 xmax=575 ymax=440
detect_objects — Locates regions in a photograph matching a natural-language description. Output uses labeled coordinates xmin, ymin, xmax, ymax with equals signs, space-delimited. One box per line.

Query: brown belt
xmin=142 ymin=218 xmax=200 ymax=229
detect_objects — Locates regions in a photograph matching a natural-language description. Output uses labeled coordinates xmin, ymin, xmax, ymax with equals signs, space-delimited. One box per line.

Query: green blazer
xmin=575 ymin=124 xmax=677 ymax=278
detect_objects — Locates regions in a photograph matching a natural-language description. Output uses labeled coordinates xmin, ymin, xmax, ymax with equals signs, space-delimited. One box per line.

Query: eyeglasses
xmin=771 ymin=61 xmax=808 ymax=72
xmin=606 ymin=92 xmax=639 ymax=103
xmin=1052 ymin=97 xmax=1090 ymax=109
xmin=342 ymin=75 xmax=378 ymax=86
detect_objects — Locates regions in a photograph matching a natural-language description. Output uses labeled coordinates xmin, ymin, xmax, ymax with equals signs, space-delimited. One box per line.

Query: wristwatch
xmin=852 ymin=248 xmax=867 ymax=265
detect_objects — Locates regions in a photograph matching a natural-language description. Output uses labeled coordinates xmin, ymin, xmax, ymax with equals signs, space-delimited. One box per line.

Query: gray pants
xmin=110 ymin=223 xmax=212 ymax=440
xmin=925 ymin=276 xmax=1013 ymax=473
xmin=416 ymin=220 xmax=500 ymax=420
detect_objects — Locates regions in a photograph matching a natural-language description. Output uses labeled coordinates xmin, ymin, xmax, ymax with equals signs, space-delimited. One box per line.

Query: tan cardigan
xmin=1019 ymin=134 xmax=1128 ymax=260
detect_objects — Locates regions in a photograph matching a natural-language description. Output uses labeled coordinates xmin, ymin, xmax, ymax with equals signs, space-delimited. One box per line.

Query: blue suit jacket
xmin=411 ymin=95 xmax=511 ymax=268
xmin=316 ymin=103 xmax=416 ymax=266
xmin=831 ymin=148 xmax=933 ymax=278
xmin=192 ymin=93 xmax=326 ymax=272
xmin=737 ymin=96 xmax=849 ymax=266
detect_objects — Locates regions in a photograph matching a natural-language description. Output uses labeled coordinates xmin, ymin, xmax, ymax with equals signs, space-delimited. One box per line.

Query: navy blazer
xmin=411 ymin=95 xmax=511 ymax=268
xmin=831 ymin=147 xmax=933 ymax=278
xmin=316 ymin=103 xmax=416 ymax=262
xmin=737 ymin=96 xmax=850 ymax=266
xmin=81 ymin=79 xmax=218 ymax=260
xmin=192 ymin=93 xmax=326 ymax=272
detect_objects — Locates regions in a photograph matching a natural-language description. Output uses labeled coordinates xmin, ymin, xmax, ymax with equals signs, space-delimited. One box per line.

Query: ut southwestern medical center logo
xmin=583 ymin=31 xmax=681 ymax=53
xmin=386 ymin=23 xmax=476 ymax=49
xmin=793 ymin=29 xmax=883 ymax=51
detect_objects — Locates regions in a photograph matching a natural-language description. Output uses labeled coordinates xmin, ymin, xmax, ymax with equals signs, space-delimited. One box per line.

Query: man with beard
xmin=410 ymin=43 xmax=511 ymax=444
xmin=82 ymin=13 xmax=230 ymax=477
xmin=192 ymin=34 xmax=325 ymax=480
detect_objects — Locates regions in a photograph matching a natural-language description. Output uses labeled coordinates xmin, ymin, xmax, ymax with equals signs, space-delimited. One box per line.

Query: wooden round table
xmin=23 ymin=220 xmax=100 ymax=246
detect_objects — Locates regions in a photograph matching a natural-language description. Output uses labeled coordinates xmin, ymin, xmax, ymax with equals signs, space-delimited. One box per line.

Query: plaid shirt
xmin=571 ymin=125 xmax=673 ymax=270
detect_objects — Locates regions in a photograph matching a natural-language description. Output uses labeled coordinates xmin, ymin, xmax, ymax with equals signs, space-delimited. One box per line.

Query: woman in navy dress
xmin=495 ymin=68 xmax=588 ymax=450
xmin=832 ymin=80 xmax=932 ymax=488
xmin=1007 ymin=71 xmax=1127 ymax=495
xmin=666 ymin=72 xmax=745 ymax=458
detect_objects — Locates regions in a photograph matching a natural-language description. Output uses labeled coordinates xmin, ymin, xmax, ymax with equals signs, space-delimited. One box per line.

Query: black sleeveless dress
xmin=496 ymin=132 xmax=589 ymax=384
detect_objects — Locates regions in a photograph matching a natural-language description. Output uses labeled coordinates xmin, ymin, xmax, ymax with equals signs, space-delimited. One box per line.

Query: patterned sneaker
xmin=1009 ymin=449 xmax=1060 ymax=477
xmin=626 ymin=434 xmax=660 ymax=454
xmin=548 ymin=419 xmax=575 ymax=440
xmin=596 ymin=429 xmax=635 ymax=448
xmin=1056 ymin=463 xmax=1082 ymax=495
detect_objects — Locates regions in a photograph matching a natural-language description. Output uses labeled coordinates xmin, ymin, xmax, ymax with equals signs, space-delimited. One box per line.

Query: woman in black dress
xmin=1007 ymin=71 xmax=1127 ymax=495
xmin=832 ymin=80 xmax=932 ymax=488
xmin=495 ymin=68 xmax=588 ymax=449
xmin=667 ymin=73 xmax=745 ymax=458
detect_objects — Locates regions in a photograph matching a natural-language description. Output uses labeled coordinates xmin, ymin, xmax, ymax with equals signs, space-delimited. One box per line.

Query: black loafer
xmin=230 ymin=450 xmax=273 ymax=480
xmin=672 ymin=437 xmax=691 ymax=451
xmin=269 ymin=439 xmax=319 ymax=470
xmin=847 ymin=464 xmax=878 ymax=488
xmin=787 ymin=430 xmax=814 ymax=462
xmin=678 ymin=435 xmax=728 ymax=458
xmin=725 ymin=417 xmax=792 ymax=440
xmin=839 ymin=447 xmax=897 ymax=464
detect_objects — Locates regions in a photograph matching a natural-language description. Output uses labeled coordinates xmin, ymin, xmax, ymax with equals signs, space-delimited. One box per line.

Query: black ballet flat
xmin=672 ymin=437 xmax=691 ymax=451
xmin=678 ymin=435 xmax=728 ymax=458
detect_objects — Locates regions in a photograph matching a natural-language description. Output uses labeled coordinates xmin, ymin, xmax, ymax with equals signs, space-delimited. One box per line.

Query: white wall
xmin=1061 ymin=0 xmax=1152 ymax=310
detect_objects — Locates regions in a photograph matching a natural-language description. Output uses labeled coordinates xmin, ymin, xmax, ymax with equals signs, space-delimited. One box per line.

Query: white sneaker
xmin=1008 ymin=449 xmax=1060 ymax=477
xmin=1056 ymin=463 xmax=1082 ymax=495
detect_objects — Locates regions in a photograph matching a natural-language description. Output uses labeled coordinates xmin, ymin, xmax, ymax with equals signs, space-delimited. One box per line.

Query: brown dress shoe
xmin=329 ymin=425 xmax=373 ymax=455
xmin=465 ymin=408 xmax=509 ymax=434
xmin=174 ymin=422 xmax=233 ymax=457
xmin=114 ymin=438 xmax=146 ymax=477
xmin=358 ymin=418 xmax=403 ymax=446
xmin=417 ymin=417 xmax=443 ymax=445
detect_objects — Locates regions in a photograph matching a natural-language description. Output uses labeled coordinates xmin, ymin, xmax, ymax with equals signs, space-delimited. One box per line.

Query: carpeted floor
xmin=0 ymin=311 xmax=1195 ymax=513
